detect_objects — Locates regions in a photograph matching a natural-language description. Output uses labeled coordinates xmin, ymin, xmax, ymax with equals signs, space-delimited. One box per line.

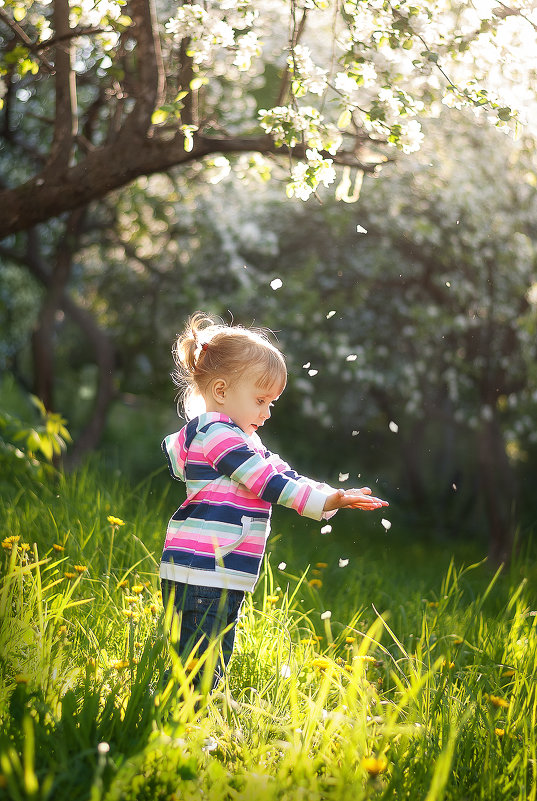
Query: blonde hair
xmin=173 ymin=312 xmax=287 ymax=419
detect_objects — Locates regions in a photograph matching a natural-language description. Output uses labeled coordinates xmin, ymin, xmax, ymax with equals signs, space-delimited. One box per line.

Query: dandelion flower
xmin=110 ymin=659 xmax=130 ymax=670
xmin=64 ymin=572 xmax=76 ymax=579
xmin=345 ymin=636 xmax=356 ymax=644
xmin=309 ymin=578 xmax=323 ymax=588
xmin=362 ymin=756 xmax=387 ymax=776
xmin=486 ymin=694 xmax=509 ymax=709
xmin=53 ymin=544 xmax=65 ymax=552
xmin=2 ymin=535 xmax=20 ymax=550
xmin=117 ymin=580 xmax=129 ymax=588
xmin=316 ymin=562 xmax=328 ymax=569
xmin=266 ymin=594 xmax=280 ymax=604
xmin=501 ymin=669 xmax=515 ymax=678
xmin=495 ymin=728 xmax=505 ymax=737
xmin=124 ymin=596 xmax=138 ymax=604
xmin=107 ymin=515 xmax=125 ymax=527
xmin=132 ymin=584 xmax=144 ymax=594
xmin=74 ymin=565 xmax=87 ymax=573
xmin=19 ymin=543 xmax=31 ymax=552
xmin=312 ymin=657 xmax=332 ymax=671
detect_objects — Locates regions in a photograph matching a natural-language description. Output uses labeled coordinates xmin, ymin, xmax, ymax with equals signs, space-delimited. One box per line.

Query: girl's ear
xmin=211 ymin=379 xmax=227 ymax=405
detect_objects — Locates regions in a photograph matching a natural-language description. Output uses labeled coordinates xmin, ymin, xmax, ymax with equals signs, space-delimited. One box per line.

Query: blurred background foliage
xmin=1 ymin=107 xmax=537 ymax=563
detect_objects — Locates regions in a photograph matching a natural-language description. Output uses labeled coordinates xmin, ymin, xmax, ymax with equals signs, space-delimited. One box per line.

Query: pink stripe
xmin=234 ymin=540 xmax=266 ymax=556
xmin=249 ymin=462 xmax=275 ymax=495
xmin=292 ymin=484 xmax=311 ymax=515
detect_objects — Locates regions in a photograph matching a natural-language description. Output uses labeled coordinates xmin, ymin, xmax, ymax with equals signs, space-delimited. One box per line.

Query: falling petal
xmin=202 ymin=736 xmax=218 ymax=753
xmin=320 ymin=524 xmax=332 ymax=535
xmin=270 ymin=278 xmax=283 ymax=290
xmin=326 ymin=310 xmax=336 ymax=319
xmin=308 ymin=369 xmax=318 ymax=377
xmin=278 ymin=561 xmax=287 ymax=570
xmin=280 ymin=663 xmax=291 ymax=679
xmin=356 ymin=225 xmax=368 ymax=234
xmin=346 ymin=354 xmax=357 ymax=362
xmin=389 ymin=421 xmax=399 ymax=433
xmin=321 ymin=610 xmax=332 ymax=620
xmin=381 ymin=518 xmax=391 ymax=530
xmin=352 ymin=430 xmax=359 ymax=436
xmin=303 ymin=362 xmax=311 ymax=368
xmin=339 ymin=558 xmax=349 ymax=567
xmin=339 ymin=472 xmax=349 ymax=482
xmin=452 ymin=483 xmax=457 ymax=491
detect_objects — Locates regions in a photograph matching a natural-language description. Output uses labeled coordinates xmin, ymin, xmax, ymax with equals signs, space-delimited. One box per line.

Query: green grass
xmin=0 ymin=464 xmax=536 ymax=800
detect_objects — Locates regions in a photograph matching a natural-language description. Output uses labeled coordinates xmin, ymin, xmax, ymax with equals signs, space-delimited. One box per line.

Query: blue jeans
xmin=161 ymin=579 xmax=245 ymax=691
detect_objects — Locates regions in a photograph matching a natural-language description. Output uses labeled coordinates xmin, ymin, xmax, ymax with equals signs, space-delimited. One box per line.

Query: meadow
xmin=0 ymin=463 xmax=536 ymax=801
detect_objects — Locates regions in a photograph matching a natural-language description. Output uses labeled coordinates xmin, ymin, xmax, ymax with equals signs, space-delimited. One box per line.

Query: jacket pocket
xmin=216 ymin=516 xmax=253 ymax=558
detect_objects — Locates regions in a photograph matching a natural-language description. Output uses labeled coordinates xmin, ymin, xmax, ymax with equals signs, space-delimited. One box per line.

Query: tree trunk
xmin=477 ymin=416 xmax=515 ymax=565
xmin=31 ymin=209 xmax=85 ymax=410
xmin=61 ymin=298 xmax=116 ymax=470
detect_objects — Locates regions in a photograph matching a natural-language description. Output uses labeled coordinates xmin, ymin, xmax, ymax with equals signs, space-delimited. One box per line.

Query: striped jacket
xmin=160 ymin=411 xmax=335 ymax=592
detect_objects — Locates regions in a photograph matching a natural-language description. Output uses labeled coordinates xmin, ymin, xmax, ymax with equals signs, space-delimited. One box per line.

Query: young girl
xmin=160 ymin=312 xmax=388 ymax=690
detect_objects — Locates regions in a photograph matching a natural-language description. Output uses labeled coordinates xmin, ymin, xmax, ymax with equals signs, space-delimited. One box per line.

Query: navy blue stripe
xmin=260 ymin=473 xmax=288 ymax=504
xmin=223 ymin=552 xmax=260 ymax=574
xmin=214 ymin=445 xmax=254 ymax=477
xmin=162 ymin=549 xmax=216 ymax=571
xmin=185 ymin=463 xmax=220 ymax=481
xmin=184 ymin=418 xmax=201 ymax=449
xmin=172 ymin=503 xmax=269 ymax=525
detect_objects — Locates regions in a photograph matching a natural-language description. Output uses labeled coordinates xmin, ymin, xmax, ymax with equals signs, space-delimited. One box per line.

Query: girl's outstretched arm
xmin=323 ymin=487 xmax=389 ymax=512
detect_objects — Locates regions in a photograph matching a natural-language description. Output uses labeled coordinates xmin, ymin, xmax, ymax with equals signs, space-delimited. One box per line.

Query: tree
xmin=0 ymin=0 xmax=531 ymax=238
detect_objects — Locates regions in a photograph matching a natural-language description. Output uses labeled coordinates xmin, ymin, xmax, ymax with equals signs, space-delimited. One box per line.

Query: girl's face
xmin=209 ymin=372 xmax=284 ymax=436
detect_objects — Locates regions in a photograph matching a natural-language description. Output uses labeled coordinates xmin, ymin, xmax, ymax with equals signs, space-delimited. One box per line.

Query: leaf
xmin=151 ymin=108 xmax=169 ymax=125
xmin=13 ymin=6 xmax=27 ymax=21
xmin=189 ymin=76 xmax=207 ymax=91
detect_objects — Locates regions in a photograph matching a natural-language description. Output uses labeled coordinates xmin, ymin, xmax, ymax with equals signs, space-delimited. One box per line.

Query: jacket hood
xmin=162 ymin=412 xmax=238 ymax=482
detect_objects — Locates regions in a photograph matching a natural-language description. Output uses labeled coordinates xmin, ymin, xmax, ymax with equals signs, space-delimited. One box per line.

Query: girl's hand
xmin=323 ymin=487 xmax=389 ymax=512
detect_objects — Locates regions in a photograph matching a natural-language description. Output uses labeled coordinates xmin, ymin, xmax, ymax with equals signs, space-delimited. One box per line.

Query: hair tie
xmin=201 ymin=343 xmax=209 ymax=352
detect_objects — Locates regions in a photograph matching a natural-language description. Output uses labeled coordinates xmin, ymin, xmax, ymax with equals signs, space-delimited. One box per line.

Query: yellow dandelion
xmin=117 ymin=580 xmax=129 ymax=588
xmin=144 ymin=581 xmax=151 ymax=588
xmin=64 ymin=572 xmax=76 ymax=579
xmin=57 ymin=625 xmax=67 ymax=637
xmin=443 ymin=660 xmax=455 ymax=670
xmin=107 ymin=515 xmax=125 ymax=527
xmin=312 ymin=569 xmax=322 ymax=576
xmin=19 ymin=543 xmax=31 ymax=552
xmin=315 ymin=562 xmax=328 ymax=569
xmin=110 ymin=659 xmax=130 ymax=670
xmin=185 ymin=657 xmax=199 ymax=672
xmin=355 ymin=655 xmax=376 ymax=664
xmin=53 ymin=544 xmax=65 ymax=552
xmin=156 ymin=590 xmax=162 ymax=600
xmin=74 ymin=565 xmax=87 ymax=573
xmin=309 ymin=578 xmax=323 ymax=589
xmin=501 ymin=669 xmax=515 ymax=678
xmin=266 ymin=595 xmax=279 ymax=604
xmin=131 ymin=584 xmax=144 ymax=594
xmin=14 ymin=674 xmax=29 ymax=684
xmin=428 ymin=601 xmax=439 ymax=608
xmin=486 ymin=694 xmax=509 ymax=709
xmin=362 ymin=756 xmax=387 ymax=776
xmin=345 ymin=636 xmax=356 ymax=644
xmin=495 ymin=728 xmax=505 ymax=737
xmin=2 ymin=535 xmax=20 ymax=550
xmin=122 ymin=609 xmax=138 ymax=619
xmin=124 ymin=596 xmax=138 ymax=604
xmin=312 ymin=657 xmax=332 ymax=671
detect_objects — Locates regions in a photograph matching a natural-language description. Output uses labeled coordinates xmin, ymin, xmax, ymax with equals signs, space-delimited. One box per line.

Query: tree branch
xmin=45 ymin=0 xmax=77 ymax=173
xmin=122 ymin=0 xmax=166 ymax=134
xmin=0 ymin=8 xmax=55 ymax=73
